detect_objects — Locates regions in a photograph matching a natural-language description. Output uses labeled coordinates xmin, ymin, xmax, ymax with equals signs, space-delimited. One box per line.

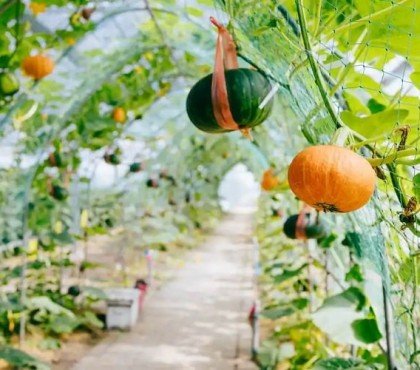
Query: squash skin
xmin=112 ymin=107 xmax=126 ymax=123
xmin=186 ymin=68 xmax=273 ymax=133
xmin=283 ymin=214 xmax=326 ymax=240
xmin=261 ymin=168 xmax=279 ymax=191
xmin=288 ymin=145 xmax=376 ymax=213
xmin=22 ymin=55 xmax=54 ymax=80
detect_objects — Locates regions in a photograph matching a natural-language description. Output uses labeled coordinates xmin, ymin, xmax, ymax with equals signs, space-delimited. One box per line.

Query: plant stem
xmin=383 ymin=284 xmax=397 ymax=370
xmin=367 ymin=148 xmax=418 ymax=166
xmin=295 ymin=0 xmax=341 ymax=129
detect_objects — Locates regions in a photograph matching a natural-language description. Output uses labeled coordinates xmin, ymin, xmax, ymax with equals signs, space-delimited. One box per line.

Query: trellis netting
xmin=0 ymin=0 xmax=418 ymax=368
xmin=213 ymin=0 xmax=419 ymax=367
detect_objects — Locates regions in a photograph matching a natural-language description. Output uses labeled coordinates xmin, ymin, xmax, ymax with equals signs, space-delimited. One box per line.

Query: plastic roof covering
xmin=0 ymin=0 xmax=219 ymax=188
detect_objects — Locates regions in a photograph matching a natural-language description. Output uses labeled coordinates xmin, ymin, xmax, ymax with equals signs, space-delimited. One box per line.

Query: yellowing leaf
xmin=28 ymin=238 xmax=38 ymax=254
xmin=80 ymin=209 xmax=89 ymax=229
xmin=54 ymin=220 xmax=63 ymax=234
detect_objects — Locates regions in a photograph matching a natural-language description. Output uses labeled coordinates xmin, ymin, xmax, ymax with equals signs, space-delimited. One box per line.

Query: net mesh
xmin=216 ymin=0 xmax=419 ymax=366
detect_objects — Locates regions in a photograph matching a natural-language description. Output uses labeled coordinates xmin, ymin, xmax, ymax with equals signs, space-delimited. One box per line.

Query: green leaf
xmin=0 ymin=346 xmax=50 ymax=370
xmin=48 ymin=314 xmax=79 ymax=334
xmin=410 ymin=72 xmax=420 ymax=89
xmin=340 ymin=109 xmax=409 ymax=138
xmin=351 ymin=318 xmax=382 ymax=344
xmin=342 ymin=232 xmax=363 ymax=258
xmin=413 ymin=173 xmax=420 ymax=201
xmin=313 ymin=357 xmax=374 ymax=369
xmin=318 ymin=233 xmax=337 ymax=249
xmin=345 ymin=264 xmax=364 ymax=283
xmin=273 ymin=264 xmax=307 ymax=284
xmin=367 ymin=99 xmax=386 ymax=114
xmin=312 ymin=288 xmax=367 ymax=345
xmin=260 ymin=306 xmax=295 ymax=320
xmin=28 ymin=296 xmax=75 ymax=317
xmin=185 ymin=6 xmax=203 ymax=17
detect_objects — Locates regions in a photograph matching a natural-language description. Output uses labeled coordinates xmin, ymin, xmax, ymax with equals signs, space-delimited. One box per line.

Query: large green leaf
xmin=28 ymin=296 xmax=75 ymax=317
xmin=260 ymin=306 xmax=295 ymax=320
xmin=340 ymin=109 xmax=409 ymax=139
xmin=313 ymin=357 xmax=377 ymax=370
xmin=0 ymin=346 xmax=50 ymax=370
xmin=272 ymin=264 xmax=307 ymax=284
xmin=351 ymin=318 xmax=382 ymax=344
xmin=312 ymin=288 xmax=368 ymax=345
xmin=47 ymin=314 xmax=80 ymax=334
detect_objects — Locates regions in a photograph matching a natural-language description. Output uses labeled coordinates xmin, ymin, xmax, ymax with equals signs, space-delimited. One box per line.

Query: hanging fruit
xmin=146 ymin=179 xmax=159 ymax=188
xmin=288 ymin=145 xmax=376 ymax=212
xmin=129 ymin=162 xmax=144 ymax=173
xmin=186 ymin=18 xmax=273 ymax=135
xmin=67 ymin=285 xmax=81 ymax=297
xmin=283 ymin=211 xmax=326 ymax=240
xmin=22 ymin=54 xmax=54 ymax=80
xmin=0 ymin=72 xmax=20 ymax=96
xmin=49 ymin=185 xmax=69 ymax=201
xmin=261 ymin=168 xmax=279 ymax=191
xmin=48 ymin=152 xmax=64 ymax=168
xmin=104 ymin=152 xmax=121 ymax=165
xmin=112 ymin=107 xmax=126 ymax=123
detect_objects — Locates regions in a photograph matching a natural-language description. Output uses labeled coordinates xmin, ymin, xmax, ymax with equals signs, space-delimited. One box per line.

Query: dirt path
xmin=70 ymin=213 xmax=257 ymax=370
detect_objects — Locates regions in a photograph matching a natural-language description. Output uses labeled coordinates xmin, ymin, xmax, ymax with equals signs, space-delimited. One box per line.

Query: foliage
xmin=0 ymin=0 xmax=418 ymax=368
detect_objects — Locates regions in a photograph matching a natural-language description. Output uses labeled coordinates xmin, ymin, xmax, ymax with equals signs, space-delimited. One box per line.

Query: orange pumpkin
xmin=112 ymin=107 xmax=126 ymax=123
xmin=22 ymin=55 xmax=54 ymax=80
xmin=29 ymin=2 xmax=47 ymax=16
xmin=288 ymin=145 xmax=376 ymax=213
xmin=261 ymin=168 xmax=279 ymax=191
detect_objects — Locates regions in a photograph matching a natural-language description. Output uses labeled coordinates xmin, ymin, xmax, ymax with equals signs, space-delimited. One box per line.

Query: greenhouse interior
xmin=0 ymin=0 xmax=419 ymax=369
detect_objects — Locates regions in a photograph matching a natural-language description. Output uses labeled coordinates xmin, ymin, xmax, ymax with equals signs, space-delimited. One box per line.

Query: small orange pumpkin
xmin=112 ymin=107 xmax=126 ymax=123
xmin=261 ymin=168 xmax=279 ymax=191
xmin=29 ymin=2 xmax=47 ymax=16
xmin=22 ymin=55 xmax=54 ymax=80
xmin=288 ymin=145 xmax=376 ymax=213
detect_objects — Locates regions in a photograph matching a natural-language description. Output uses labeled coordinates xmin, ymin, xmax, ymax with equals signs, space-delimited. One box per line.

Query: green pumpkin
xmin=129 ymin=162 xmax=143 ymax=173
xmin=67 ymin=285 xmax=81 ymax=297
xmin=104 ymin=153 xmax=120 ymax=165
xmin=50 ymin=185 xmax=69 ymax=201
xmin=283 ymin=214 xmax=326 ymax=240
xmin=186 ymin=68 xmax=273 ymax=133
xmin=0 ymin=72 xmax=19 ymax=96
xmin=48 ymin=152 xmax=64 ymax=168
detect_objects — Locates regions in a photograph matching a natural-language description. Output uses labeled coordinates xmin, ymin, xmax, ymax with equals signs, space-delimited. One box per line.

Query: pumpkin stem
xmin=240 ymin=128 xmax=253 ymax=141
xmin=330 ymin=127 xmax=351 ymax=147
xmin=315 ymin=202 xmax=340 ymax=213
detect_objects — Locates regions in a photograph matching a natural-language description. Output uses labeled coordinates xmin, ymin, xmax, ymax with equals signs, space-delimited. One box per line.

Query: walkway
xmin=71 ymin=213 xmax=258 ymax=370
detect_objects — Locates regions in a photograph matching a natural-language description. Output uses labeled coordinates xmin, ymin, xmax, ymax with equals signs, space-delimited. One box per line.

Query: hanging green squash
xmin=49 ymin=185 xmax=69 ymax=201
xmin=186 ymin=18 xmax=273 ymax=135
xmin=186 ymin=69 xmax=272 ymax=134
xmin=48 ymin=152 xmax=64 ymax=168
xmin=283 ymin=209 xmax=326 ymax=240
xmin=129 ymin=162 xmax=144 ymax=173
xmin=104 ymin=152 xmax=121 ymax=165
